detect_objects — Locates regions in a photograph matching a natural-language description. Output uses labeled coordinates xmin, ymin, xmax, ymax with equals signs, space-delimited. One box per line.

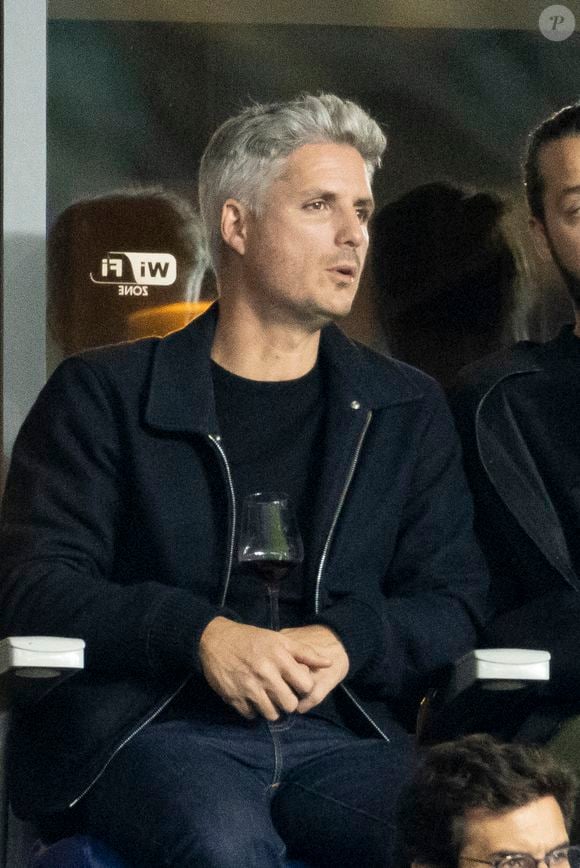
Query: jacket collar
xmin=144 ymin=302 xmax=424 ymax=435
xmin=144 ymin=303 xmax=219 ymax=435
xmin=318 ymin=318 xmax=425 ymax=410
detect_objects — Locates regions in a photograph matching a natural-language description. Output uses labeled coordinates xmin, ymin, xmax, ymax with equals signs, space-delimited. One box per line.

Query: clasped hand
xmin=199 ymin=618 xmax=349 ymax=721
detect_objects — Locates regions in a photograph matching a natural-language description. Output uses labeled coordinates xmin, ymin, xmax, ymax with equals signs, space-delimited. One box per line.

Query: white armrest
xmin=0 ymin=636 xmax=85 ymax=678
xmin=452 ymin=648 xmax=550 ymax=695
xmin=417 ymin=649 xmax=551 ymax=743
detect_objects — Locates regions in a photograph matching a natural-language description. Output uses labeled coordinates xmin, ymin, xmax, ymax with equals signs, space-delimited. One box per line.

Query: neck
xmin=211 ymin=291 xmax=321 ymax=381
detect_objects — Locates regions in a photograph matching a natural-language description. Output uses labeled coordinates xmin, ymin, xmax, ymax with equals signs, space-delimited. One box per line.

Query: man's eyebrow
xmin=301 ymin=189 xmax=335 ymax=200
xmin=487 ymin=841 xmax=570 ymax=859
xmin=560 ymin=185 xmax=580 ymax=198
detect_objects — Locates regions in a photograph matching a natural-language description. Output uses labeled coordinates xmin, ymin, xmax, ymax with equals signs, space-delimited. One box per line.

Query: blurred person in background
xmin=372 ymin=182 xmax=528 ymax=389
xmin=451 ymin=102 xmax=580 ymax=761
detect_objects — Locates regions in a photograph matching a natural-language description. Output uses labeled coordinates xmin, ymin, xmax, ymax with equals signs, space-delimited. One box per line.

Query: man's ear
xmin=221 ymin=199 xmax=249 ymax=256
xmin=529 ymin=216 xmax=552 ymax=261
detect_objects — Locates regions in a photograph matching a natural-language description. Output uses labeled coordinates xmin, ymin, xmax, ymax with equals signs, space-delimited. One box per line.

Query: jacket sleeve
xmin=451 ymin=382 xmax=580 ymax=695
xmin=485 ymin=587 xmax=580 ymax=694
xmin=329 ymin=386 xmax=490 ymax=705
xmin=0 ymin=356 xmax=236 ymax=681
xmin=450 ymin=384 xmax=552 ymax=612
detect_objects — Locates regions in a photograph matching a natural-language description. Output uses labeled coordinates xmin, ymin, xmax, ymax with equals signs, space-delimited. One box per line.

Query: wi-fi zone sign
xmin=90 ymin=251 xmax=177 ymax=296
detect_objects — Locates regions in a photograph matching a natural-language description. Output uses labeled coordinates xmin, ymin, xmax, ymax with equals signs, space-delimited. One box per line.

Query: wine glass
xmin=237 ymin=491 xmax=304 ymax=631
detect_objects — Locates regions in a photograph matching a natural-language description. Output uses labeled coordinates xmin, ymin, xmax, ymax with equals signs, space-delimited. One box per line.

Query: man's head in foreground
xmin=525 ymin=102 xmax=580 ymax=310
xmin=398 ymin=734 xmax=577 ymax=868
xmin=198 ymin=93 xmax=386 ymax=328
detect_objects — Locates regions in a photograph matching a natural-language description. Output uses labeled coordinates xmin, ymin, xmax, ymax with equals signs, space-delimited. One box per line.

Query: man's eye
xmin=549 ymin=849 xmax=570 ymax=864
xmin=356 ymin=209 xmax=370 ymax=224
xmin=501 ymin=856 xmax=531 ymax=868
xmin=565 ymin=201 xmax=580 ymax=218
xmin=306 ymin=200 xmax=326 ymax=211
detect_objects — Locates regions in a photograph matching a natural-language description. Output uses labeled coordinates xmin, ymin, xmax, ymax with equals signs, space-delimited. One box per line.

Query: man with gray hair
xmin=0 ymin=93 xmax=488 ymax=866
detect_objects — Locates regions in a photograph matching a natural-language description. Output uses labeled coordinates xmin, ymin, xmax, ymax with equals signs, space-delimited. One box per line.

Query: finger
xmin=265 ymin=680 xmax=300 ymax=715
xmin=253 ymin=690 xmax=289 ymax=722
xmin=296 ymin=696 xmax=316 ymax=714
xmin=296 ymin=672 xmax=340 ymax=713
xmin=231 ymin=698 xmax=257 ymax=719
xmin=252 ymin=648 xmax=315 ymax=698
xmin=296 ymin=686 xmax=327 ymax=714
xmin=290 ymin=644 xmax=333 ymax=669
xmin=280 ymin=660 xmax=315 ymax=697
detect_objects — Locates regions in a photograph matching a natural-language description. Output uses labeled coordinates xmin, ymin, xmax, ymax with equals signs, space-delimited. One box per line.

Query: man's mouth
xmin=329 ymin=263 xmax=357 ymax=279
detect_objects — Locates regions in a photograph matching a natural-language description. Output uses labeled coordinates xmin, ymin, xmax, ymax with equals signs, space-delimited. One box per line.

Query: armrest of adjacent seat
xmin=446 ymin=648 xmax=550 ymax=697
xmin=0 ymin=638 xmax=84 ymax=868
xmin=0 ymin=637 xmax=85 ymax=680
xmin=417 ymin=648 xmax=551 ymax=744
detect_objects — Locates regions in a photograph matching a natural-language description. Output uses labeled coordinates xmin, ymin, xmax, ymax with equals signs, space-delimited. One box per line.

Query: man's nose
xmin=335 ymin=208 xmax=366 ymax=247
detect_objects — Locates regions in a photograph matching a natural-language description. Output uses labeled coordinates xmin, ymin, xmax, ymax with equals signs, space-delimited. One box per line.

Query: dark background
xmin=47 ymin=19 xmax=580 ymax=347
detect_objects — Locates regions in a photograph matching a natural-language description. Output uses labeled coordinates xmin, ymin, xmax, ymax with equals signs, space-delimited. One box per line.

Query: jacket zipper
xmin=208 ymin=434 xmax=237 ymax=607
xmin=68 ymin=435 xmax=237 ymax=808
xmin=314 ymin=409 xmax=391 ymax=743
xmin=68 ymin=676 xmax=189 ymax=808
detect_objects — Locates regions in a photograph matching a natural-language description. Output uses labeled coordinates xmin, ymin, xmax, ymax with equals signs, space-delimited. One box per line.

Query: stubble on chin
xmin=284 ymin=289 xmax=357 ymax=331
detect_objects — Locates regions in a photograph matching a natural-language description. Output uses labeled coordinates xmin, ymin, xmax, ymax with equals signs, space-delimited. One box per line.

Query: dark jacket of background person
xmin=450 ymin=325 xmax=580 ymax=700
xmin=0 ymin=305 xmax=489 ymax=821
xmin=372 ymin=183 xmax=526 ymax=389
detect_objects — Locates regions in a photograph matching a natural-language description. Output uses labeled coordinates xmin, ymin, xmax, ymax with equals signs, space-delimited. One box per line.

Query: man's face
xmin=234 ymin=141 xmax=374 ymax=328
xmin=459 ymin=796 xmax=569 ymax=868
xmin=532 ymin=135 xmax=580 ymax=307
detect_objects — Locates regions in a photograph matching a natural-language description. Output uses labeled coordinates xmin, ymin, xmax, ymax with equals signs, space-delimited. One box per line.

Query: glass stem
xmin=267 ymin=583 xmax=281 ymax=632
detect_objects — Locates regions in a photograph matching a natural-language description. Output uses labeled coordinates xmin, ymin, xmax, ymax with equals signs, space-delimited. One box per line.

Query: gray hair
xmin=198 ymin=93 xmax=387 ymax=269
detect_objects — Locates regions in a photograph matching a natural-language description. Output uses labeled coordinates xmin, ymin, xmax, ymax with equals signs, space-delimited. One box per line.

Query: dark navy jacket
xmin=451 ymin=326 xmax=580 ymax=698
xmin=0 ymin=305 xmax=488 ymax=818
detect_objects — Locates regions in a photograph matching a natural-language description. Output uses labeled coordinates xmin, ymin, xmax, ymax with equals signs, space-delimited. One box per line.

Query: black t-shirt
xmin=211 ymin=359 xmax=325 ymax=629
xmin=166 ymin=358 xmax=347 ymax=726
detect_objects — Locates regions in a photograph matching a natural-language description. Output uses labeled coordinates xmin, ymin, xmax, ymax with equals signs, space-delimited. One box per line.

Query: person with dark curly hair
xmin=397 ymin=734 xmax=577 ymax=868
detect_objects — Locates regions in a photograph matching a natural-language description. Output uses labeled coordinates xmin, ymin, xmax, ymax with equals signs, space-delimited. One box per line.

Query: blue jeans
xmin=79 ymin=711 xmax=414 ymax=867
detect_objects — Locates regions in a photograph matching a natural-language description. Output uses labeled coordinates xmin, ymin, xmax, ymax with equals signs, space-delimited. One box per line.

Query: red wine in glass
xmin=238 ymin=492 xmax=304 ymax=632
xmin=250 ymin=558 xmax=302 ymax=630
